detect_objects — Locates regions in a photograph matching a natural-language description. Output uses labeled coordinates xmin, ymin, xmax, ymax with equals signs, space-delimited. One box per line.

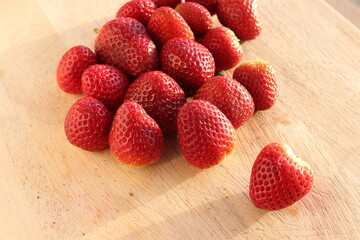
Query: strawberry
xmin=200 ymin=27 xmax=243 ymax=72
xmin=194 ymin=76 xmax=254 ymax=129
xmin=185 ymin=0 xmax=218 ymax=15
xmin=175 ymin=2 xmax=212 ymax=36
xmin=95 ymin=18 xmax=158 ymax=78
xmin=177 ymin=100 xmax=235 ymax=169
xmin=81 ymin=64 xmax=130 ymax=112
xmin=124 ymin=71 xmax=186 ymax=134
xmin=64 ymin=97 xmax=112 ymax=151
xmin=152 ymin=0 xmax=181 ymax=8
xmin=109 ymin=102 xmax=164 ymax=166
xmin=148 ymin=7 xmax=195 ymax=46
xmin=57 ymin=46 xmax=97 ymax=94
xmin=160 ymin=38 xmax=215 ymax=95
xmin=249 ymin=143 xmax=314 ymax=210
xmin=217 ymin=0 xmax=261 ymax=40
xmin=116 ymin=0 xmax=156 ymax=26
xmin=233 ymin=59 xmax=277 ymax=110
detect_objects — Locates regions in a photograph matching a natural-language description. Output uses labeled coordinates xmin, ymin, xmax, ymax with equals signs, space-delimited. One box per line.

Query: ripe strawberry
xmin=249 ymin=143 xmax=314 ymax=210
xmin=64 ymin=97 xmax=112 ymax=152
xmin=200 ymin=27 xmax=243 ymax=72
xmin=160 ymin=38 xmax=215 ymax=95
xmin=57 ymin=46 xmax=97 ymax=94
xmin=81 ymin=64 xmax=130 ymax=112
xmin=177 ymin=100 xmax=235 ymax=169
xmin=109 ymin=102 xmax=164 ymax=166
xmin=152 ymin=0 xmax=181 ymax=8
xmin=185 ymin=0 xmax=218 ymax=15
xmin=194 ymin=76 xmax=254 ymax=129
xmin=217 ymin=0 xmax=261 ymax=40
xmin=233 ymin=59 xmax=277 ymax=110
xmin=148 ymin=7 xmax=195 ymax=46
xmin=116 ymin=0 xmax=156 ymax=25
xmin=124 ymin=71 xmax=186 ymax=134
xmin=175 ymin=2 xmax=212 ymax=36
xmin=95 ymin=18 xmax=158 ymax=78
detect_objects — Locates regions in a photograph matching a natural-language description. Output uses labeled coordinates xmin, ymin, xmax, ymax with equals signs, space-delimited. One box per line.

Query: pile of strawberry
xmin=57 ymin=0 xmax=313 ymax=211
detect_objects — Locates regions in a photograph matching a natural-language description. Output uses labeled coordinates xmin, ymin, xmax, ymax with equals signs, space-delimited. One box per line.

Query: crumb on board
xmin=289 ymin=209 xmax=298 ymax=216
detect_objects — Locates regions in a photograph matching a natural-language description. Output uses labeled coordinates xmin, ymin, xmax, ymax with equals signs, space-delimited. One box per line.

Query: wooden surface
xmin=1 ymin=0 xmax=360 ymax=239
xmin=325 ymin=0 xmax=360 ymax=28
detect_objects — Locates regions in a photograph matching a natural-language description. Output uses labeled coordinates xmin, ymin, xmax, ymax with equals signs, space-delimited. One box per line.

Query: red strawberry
xmin=124 ymin=71 xmax=186 ymax=134
xmin=233 ymin=59 xmax=277 ymax=110
xmin=185 ymin=0 xmax=218 ymax=15
xmin=194 ymin=76 xmax=254 ymax=129
xmin=95 ymin=18 xmax=158 ymax=78
xmin=81 ymin=64 xmax=130 ymax=112
xmin=64 ymin=97 xmax=112 ymax=151
xmin=175 ymin=2 xmax=212 ymax=36
xmin=177 ymin=100 xmax=235 ymax=169
xmin=57 ymin=46 xmax=97 ymax=94
xmin=116 ymin=0 xmax=156 ymax=25
xmin=160 ymin=38 xmax=215 ymax=95
xmin=249 ymin=143 xmax=314 ymax=210
xmin=217 ymin=0 xmax=261 ymax=40
xmin=148 ymin=7 xmax=195 ymax=46
xmin=109 ymin=102 xmax=164 ymax=166
xmin=152 ymin=0 xmax=181 ymax=8
xmin=200 ymin=27 xmax=243 ymax=72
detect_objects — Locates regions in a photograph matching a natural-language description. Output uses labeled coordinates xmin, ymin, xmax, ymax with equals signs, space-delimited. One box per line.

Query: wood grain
xmin=0 ymin=0 xmax=359 ymax=239
xmin=325 ymin=0 xmax=360 ymax=28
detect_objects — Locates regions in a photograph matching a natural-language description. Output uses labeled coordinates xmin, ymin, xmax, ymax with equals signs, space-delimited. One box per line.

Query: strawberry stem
xmin=93 ymin=28 xmax=100 ymax=34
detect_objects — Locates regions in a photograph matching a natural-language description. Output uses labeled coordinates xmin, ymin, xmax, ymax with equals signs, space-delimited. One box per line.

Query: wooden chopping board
xmin=0 ymin=0 xmax=359 ymax=239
